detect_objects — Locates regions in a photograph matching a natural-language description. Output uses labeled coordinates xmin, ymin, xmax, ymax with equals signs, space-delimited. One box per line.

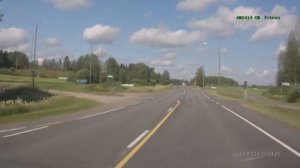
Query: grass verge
xmin=0 ymin=74 xmax=172 ymax=94
xmin=0 ymin=95 xmax=99 ymax=125
xmin=205 ymin=86 xmax=300 ymax=128
xmin=244 ymin=103 xmax=300 ymax=128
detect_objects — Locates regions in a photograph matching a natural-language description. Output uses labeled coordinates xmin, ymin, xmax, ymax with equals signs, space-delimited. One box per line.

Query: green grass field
xmin=0 ymin=95 xmax=99 ymax=125
xmin=206 ymin=86 xmax=300 ymax=128
xmin=0 ymin=74 xmax=172 ymax=94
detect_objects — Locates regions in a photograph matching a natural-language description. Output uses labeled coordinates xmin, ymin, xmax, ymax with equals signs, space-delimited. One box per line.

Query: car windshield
xmin=0 ymin=0 xmax=300 ymax=168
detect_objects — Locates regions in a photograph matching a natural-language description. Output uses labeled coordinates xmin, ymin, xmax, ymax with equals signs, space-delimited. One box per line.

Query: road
xmin=0 ymin=87 xmax=299 ymax=168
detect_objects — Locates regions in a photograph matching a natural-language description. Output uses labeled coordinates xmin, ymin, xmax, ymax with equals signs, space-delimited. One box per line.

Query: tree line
xmin=0 ymin=50 xmax=29 ymax=69
xmin=191 ymin=66 xmax=238 ymax=87
xmin=0 ymin=50 xmax=172 ymax=85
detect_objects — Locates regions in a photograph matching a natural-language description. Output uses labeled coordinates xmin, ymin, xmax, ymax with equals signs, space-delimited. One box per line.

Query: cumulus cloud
xmin=221 ymin=65 xmax=232 ymax=73
xmin=177 ymin=0 xmax=215 ymax=11
xmin=274 ymin=42 xmax=286 ymax=57
xmin=245 ymin=68 xmax=271 ymax=78
xmin=93 ymin=47 xmax=107 ymax=59
xmin=250 ymin=5 xmax=297 ymax=41
xmin=188 ymin=6 xmax=260 ymax=37
xmin=50 ymin=0 xmax=89 ymax=10
xmin=255 ymin=70 xmax=270 ymax=78
xmin=83 ymin=24 xmax=120 ymax=44
xmin=44 ymin=37 xmax=61 ymax=47
xmin=0 ymin=27 xmax=28 ymax=50
xmin=246 ymin=67 xmax=255 ymax=75
xmin=177 ymin=0 xmax=234 ymax=11
xmin=130 ymin=27 xmax=205 ymax=48
xmin=150 ymin=52 xmax=176 ymax=66
xmin=188 ymin=5 xmax=297 ymax=41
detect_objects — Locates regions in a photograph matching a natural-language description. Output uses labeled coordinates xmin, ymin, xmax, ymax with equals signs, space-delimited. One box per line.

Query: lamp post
xmin=218 ymin=47 xmax=221 ymax=88
xmin=32 ymin=24 xmax=38 ymax=89
xmin=202 ymin=42 xmax=221 ymax=88
xmin=89 ymin=39 xmax=93 ymax=85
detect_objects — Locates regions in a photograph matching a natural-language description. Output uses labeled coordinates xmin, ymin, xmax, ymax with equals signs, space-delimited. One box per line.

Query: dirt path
xmin=48 ymin=90 xmax=149 ymax=106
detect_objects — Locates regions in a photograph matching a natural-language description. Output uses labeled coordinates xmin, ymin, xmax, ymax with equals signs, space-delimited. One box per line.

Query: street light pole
xmin=90 ymin=40 xmax=93 ymax=85
xmin=202 ymin=64 xmax=205 ymax=89
xmin=218 ymin=47 xmax=221 ymax=88
xmin=32 ymin=24 xmax=38 ymax=89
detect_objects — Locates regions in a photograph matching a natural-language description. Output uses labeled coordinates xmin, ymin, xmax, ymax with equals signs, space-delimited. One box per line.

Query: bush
xmin=287 ymin=90 xmax=300 ymax=103
xmin=76 ymin=69 xmax=89 ymax=81
xmin=0 ymin=87 xmax=53 ymax=102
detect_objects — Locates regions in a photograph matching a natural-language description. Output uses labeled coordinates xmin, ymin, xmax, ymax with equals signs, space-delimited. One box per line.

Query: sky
xmin=0 ymin=0 xmax=300 ymax=85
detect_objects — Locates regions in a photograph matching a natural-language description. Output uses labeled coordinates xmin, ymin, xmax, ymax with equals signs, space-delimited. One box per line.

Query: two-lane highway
xmin=0 ymin=87 xmax=299 ymax=168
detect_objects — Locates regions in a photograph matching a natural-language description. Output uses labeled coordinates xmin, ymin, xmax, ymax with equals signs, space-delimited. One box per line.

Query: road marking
xmin=168 ymin=107 xmax=173 ymax=112
xmin=216 ymin=102 xmax=220 ymax=105
xmin=115 ymin=100 xmax=181 ymax=168
xmin=3 ymin=126 xmax=49 ymax=138
xmin=221 ymin=105 xmax=300 ymax=158
xmin=0 ymin=127 xmax=26 ymax=133
xmin=201 ymin=92 xmax=211 ymax=100
xmin=77 ymin=107 xmax=124 ymax=120
xmin=127 ymin=130 xmax=149 ymax=149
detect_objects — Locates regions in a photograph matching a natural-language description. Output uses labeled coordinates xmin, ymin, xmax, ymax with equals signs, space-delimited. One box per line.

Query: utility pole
xmin=32 ymin=24 xmax=38 ymax=89
xmin=218 ymin=47 xmax=221 ymax=88
xmin=89 ymin=41 xmax=92 ymax=85
xmin=202 ymin=65 xmax=205 ymax=89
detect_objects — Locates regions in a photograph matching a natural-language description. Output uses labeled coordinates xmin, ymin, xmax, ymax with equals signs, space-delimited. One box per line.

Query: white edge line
xmin=77 ymin=107 xmax=124 ymax=120
xmin=221 ymin=105 xmax=300 ymax=158
xmin=127 ymin=130 xmax=149 ymax=148
xmin=0 ymin=127 xmax=26 ymax=133
xmin=3 ymin=126 xmax=49 ymax=138
xmin=168 ymin=107 xmax=173 ymax=112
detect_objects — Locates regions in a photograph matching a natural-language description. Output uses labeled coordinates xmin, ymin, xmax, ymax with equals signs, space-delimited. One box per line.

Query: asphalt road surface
xmin=0 ymin=87 xmax=299 ymax=168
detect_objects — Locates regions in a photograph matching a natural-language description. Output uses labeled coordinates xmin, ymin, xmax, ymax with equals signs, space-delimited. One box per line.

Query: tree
xmin=277 ymin=31 xmax=300 ymax=86
xmin=105 ymin=57 xmax=119 ymax=81
xmin=194 ymin=66 xmax=204 ymax=87
xmin=63 ymin=56 xmax=71 ymax=71
xmin=160 ymin=70 xmax=170 ymax=85
xmin=8 ymin=51 xmax=29 ymax=69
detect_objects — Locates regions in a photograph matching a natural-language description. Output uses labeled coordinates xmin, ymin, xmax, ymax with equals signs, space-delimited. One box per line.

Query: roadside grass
xmin=0 ymin=95 xmax=99 ymax=125
xmin=244 ymin=103 xmax=300 ymax=128
xmin=0 ymin=74 xmax=172 ymax=94
xmin=205 ymin=86 xmax=300 ymax=128
xmin=126 ymin=85 xmax=172 ymax=93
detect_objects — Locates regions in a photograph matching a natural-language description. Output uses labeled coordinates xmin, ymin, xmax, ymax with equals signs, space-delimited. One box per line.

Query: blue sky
xmin=0 ymin=0 xmax=299 ymax=85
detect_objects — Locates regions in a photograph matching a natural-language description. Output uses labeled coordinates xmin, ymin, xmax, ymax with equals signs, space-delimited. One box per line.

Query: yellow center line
xmin=115 ymin=100 xmax=181 ymax=168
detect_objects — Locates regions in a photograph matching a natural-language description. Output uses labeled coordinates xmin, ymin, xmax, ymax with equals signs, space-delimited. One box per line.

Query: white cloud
xmin=250 ymin=5 xmax=297 ymax=41
xmin=245 ymin=67 xmax=271 ymax=78
xmin=177 ymin=0 xmax=234 ymax=11
xmin=150 ymin=52 xmax=176 ymax=66
xmin=221 ymin=65 xmax=231 ymax=73
xmin=93 ymin=47 xmax=107 ymax=59
xmin=188 ymin=5 xmax=297 ymax=41
xmin=0 ymin=27 xmax=28 ymax=49
xmin=188 ymin=6 xmax=260 ymax=37
xmin=83 ymin=24 xmax=120 ymax=44
xmin=255 ymin=70 xmax=270 ymax=78
xmin=246 ymin=67 xmax=255 ymax=75
xmin=45 ymin=37 xmax=61 ymax=47
xmin=130 ymin=27 xmax=205 ymax=48
xmin=220 ymin=47 xmax=228 ymax=54
xmin=50 ymin=0 xmax=89 ymax=10
xmin=274 ymin=42 xmax=286 ymax=57
xmin=177 ymin=0 xmax=215 ymax=11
